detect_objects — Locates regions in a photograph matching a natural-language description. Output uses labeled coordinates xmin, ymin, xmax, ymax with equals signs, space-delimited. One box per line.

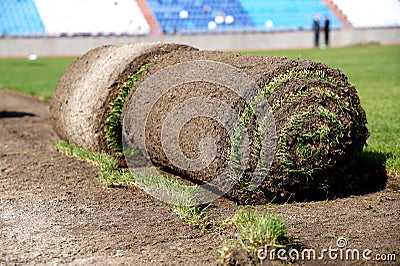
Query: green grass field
xmin=0 ymin=45 xmax=399 ymax=171
xmin=0 ymin=57 xmax=75 ymax=99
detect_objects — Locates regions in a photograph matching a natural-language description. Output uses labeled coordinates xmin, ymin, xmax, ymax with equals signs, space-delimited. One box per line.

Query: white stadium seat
xmin=332 ymin=0 xmax=400 ymax=28
xmin=34 ymin=0 xmax=150 ymax=36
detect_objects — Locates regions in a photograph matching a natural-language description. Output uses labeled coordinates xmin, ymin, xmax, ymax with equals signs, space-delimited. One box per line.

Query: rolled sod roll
xmin=50 ymin=43 xmax=196 ymax=161
xmin=123 ymin=50 xmax=369 ymax=202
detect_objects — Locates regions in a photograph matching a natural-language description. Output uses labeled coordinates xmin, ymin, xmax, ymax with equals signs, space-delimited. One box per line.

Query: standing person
xmin=313 ymin=13 xmax=320 ymax=48
xmin=324 ymin=15 xmax=330 ymax=47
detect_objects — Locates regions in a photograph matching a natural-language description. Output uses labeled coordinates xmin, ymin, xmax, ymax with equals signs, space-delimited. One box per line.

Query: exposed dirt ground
xmin=0 ymin=89 xmax=399 ymax=265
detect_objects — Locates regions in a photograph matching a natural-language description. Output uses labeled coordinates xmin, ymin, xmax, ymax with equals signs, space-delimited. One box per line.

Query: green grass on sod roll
xmin=0 ymin=45 xmax=399 ymax=171
xmin=230 ymin=66 xmax=360 ymax=197
xmin=105 ymin=62 xmax=150 ymax=155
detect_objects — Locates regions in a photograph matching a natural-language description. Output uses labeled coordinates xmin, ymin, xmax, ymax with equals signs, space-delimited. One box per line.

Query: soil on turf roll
xmin=123 ymin=50 xmax=369 ymax=203
xmin=50 ymin=43 xmax=197 ymax=162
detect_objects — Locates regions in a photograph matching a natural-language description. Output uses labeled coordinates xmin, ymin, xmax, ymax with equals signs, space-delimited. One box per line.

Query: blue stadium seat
xmin=0 ymin=0 xmax=46 ymax=37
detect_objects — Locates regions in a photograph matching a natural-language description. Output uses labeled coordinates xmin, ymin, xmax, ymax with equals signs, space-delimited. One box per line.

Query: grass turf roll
xmin=122 ymin=50 xmax=369 ymax=203
xmin=50 ymin=42 xmax=196 ymax=163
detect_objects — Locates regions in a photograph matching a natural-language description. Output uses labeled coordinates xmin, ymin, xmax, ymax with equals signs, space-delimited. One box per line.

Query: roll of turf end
xmin=122 ymin=50 xmax=369 ymax=203
xmin=50 ymin=42 xmax=196 ymax=164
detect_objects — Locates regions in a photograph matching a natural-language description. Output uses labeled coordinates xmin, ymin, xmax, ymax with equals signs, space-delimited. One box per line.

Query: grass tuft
xmin=218 ymin=207 xmax=290 ymax=264
xmin=54 ymin=140 xmax=118 ymax=174
xmin=232 ymin=208 xmax=290 ymax=248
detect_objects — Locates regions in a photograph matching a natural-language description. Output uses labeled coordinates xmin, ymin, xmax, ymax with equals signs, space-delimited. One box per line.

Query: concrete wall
xmin=0 ymin=28 xmax=399 ymax=57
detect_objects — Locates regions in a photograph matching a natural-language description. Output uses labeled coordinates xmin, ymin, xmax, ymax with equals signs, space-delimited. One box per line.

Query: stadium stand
xmin=34 ymin=0 xmax=150 ymax=36
xmin=145 ymin=0 xmax=342 ymax=34
xmin=145 ymin=0 xmax=255 ymax=34
xmin=331 ymin=0 xmax=400 ymax=28
xmin=1 ymin=0 xmax=399 ymax=37
xmin=238 ymin=0 xmax=342 ymax=31
xmin=0 ymin=0 xmax=46 ymax=37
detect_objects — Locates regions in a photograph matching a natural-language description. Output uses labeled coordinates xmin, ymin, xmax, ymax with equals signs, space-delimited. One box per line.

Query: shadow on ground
xmin=0 ymin=111 xmax=35 ymax=119
xmin=332 ymin=150 xmax=390 ymax=200
xmin=269 ymin=151 xmax=391 ymax=203
xmin=357 ymin=151 xmax=390 ymax=191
